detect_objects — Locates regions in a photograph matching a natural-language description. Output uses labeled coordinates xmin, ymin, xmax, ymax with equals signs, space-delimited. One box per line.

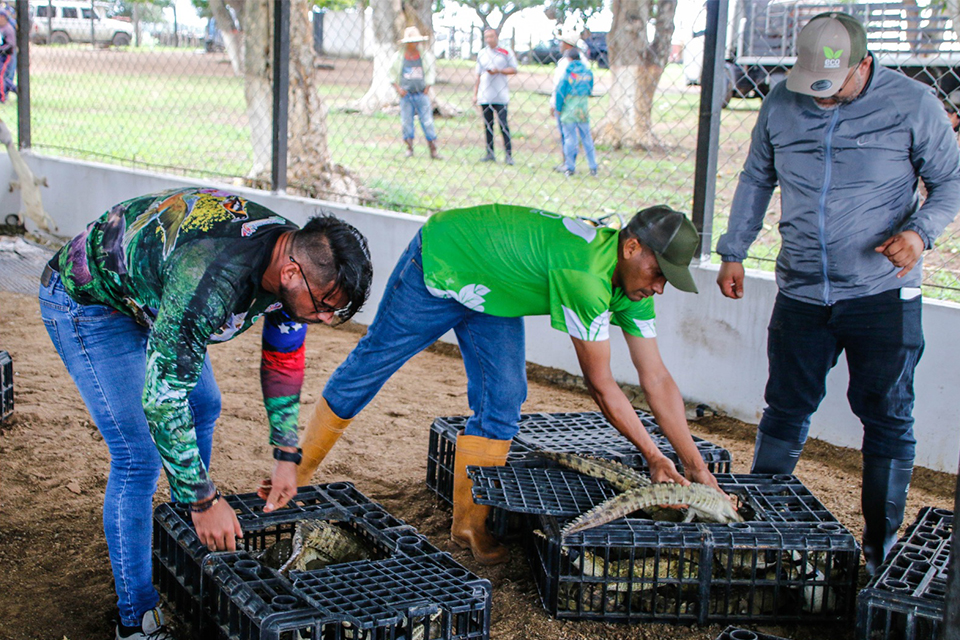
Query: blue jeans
xmin=758 ymin=289 xmax=923 ymax=461
xmin=39 ymin=272 xmax=221 ymax=626
xmin=324 ymin=232 xmax=526 ymax=440
xmin=400 ymin=92 xmax=437 ymax=141
xmin=0 ymin=50 xmax=14 ymax=101
xmin=561 ymin=121 xmax=598 ymax=173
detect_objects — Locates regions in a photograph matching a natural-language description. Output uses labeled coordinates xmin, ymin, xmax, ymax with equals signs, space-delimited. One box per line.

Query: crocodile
xmin=279 ymin=519 xmax=373 ymax=573
xmin=536 ymin=451 xmax=742 ymax=535
xmin=256 ymin=519 xmax=373 ymax=574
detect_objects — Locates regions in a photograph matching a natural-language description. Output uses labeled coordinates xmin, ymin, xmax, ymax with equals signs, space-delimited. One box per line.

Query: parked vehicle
xmin=518 ymin=39 xmax=562 ymax=64
xmin=583 ymin=31 xmax=608 ymax=68
xmin=29 ymin=0 xmax=133 ymax=46
xmin=686 ymin=0 xmax=960 ymax=107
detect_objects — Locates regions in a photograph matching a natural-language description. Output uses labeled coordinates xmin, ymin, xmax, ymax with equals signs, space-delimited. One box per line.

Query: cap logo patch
xmin=823 ymin=46 xmax=843 ymax=68
xmin=811 ymin=79 xmax=833 ymax=91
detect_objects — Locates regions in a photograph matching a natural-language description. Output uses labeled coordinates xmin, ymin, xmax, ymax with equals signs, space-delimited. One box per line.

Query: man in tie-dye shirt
xmin=39 ymin=187 xmax=372 ymax=640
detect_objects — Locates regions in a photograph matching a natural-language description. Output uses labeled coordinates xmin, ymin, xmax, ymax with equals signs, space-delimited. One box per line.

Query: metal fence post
xmin=271 ymin=0 xmax=290 ymax=193
xmin=941 ymin=455 xmax=960 ymax=640
xmin=691 ymin=0 xmax=729 ymax=262
xmin=15 ymin=0 xmax=30 ymax=149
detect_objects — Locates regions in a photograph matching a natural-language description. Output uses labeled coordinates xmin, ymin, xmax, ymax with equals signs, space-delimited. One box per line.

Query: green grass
xmin=5 ymin=53 xmax=960 ymax=300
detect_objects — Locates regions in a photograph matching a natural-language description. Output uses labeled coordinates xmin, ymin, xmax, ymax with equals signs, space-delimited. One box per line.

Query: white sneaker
xmin=116 ymin=608 xmax=175 ymax=640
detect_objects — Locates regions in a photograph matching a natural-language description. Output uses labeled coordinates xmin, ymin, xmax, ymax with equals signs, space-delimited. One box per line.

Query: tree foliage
xmin=545 ymin=0 xmax=605 ymax=25
xmin=114 ymin=0 xmax=172 ymax=23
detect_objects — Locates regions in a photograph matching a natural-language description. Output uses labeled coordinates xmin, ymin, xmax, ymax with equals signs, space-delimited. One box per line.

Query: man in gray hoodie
xmin=716 ymin=12 xmax=960 ymax=575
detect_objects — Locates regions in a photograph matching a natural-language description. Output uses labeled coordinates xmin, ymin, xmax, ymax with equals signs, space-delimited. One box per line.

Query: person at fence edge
xmin=473 ymin=28 xmax=517 ymax=164
xmin=551 ymin=30 xmax=588 ymax=171
xmin=391 ymin=26 xmax=440 ymax=160
xmin=38 ymin=187 xmax=372 ymax=639
xmin=715 ymin=12 xmax=960 ymax=576
xmin=0 ymin=9 xmax=16 ymax=103
xmin=282 ymin=203 xmax=726 ymax=566
xmin=556 ymin=48 xmax=599 ymax=177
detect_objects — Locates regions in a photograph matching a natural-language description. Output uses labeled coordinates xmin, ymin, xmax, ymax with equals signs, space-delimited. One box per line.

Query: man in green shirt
xmin=292 ymin=203 xmax=720 ymax=565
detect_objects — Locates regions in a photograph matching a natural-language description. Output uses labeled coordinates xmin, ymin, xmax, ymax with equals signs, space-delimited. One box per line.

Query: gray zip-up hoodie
xmin=717 ymin=56 xmax=960 ymax=305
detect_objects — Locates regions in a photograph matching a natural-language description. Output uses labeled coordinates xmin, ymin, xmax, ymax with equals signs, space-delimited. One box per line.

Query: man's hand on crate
xmin=259 ymin=456 xmax=299 ymax=513
xmin=191 ymin=497 xmax=243 ymax=552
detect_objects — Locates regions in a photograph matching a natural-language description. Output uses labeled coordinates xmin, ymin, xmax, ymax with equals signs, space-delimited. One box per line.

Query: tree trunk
xmin=595 ymin=0 xmax=677 ymax=150
xmin=286 ymin=0 xmax=366 ymax=202
xmin=348 ymin=0 xmax=404 ymax=114
xmin=210 ymin=0 xmax=244 ymax=75
xmin=242 ymin=1 xmax=272 ymax=181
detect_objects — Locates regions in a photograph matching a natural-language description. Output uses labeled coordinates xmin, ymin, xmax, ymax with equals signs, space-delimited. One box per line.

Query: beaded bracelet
xmin=188 ymin=490 xmax=223 ymax=514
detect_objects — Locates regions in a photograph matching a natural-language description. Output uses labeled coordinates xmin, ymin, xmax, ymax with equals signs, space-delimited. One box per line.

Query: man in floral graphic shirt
xmin=292 ymin=203 xmax=721 ymax=567
xmin=38 ymin=187 xmax=372 ymax=639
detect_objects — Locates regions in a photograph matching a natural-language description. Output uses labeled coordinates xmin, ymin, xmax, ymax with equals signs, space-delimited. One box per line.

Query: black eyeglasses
xmin=289 ymin=256 xmax=345 ymax=316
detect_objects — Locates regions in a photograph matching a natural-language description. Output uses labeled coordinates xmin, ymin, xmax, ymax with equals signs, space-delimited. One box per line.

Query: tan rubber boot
xmin=428 ymin=140 xmax=441 ymax=160
xmin=404 ymin=139 xmax=414 ymax=158
xmin=296 ymin=397 xmax=352 ymax=486
xmin=450 ymin=432 xmax=511 ymax=565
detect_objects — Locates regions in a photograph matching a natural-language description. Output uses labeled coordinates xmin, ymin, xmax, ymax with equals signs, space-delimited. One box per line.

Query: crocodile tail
xmin=536 ymin=451 xmax=647 ymax=492
xmin=561 ymin=487 xmax=657 ymax=536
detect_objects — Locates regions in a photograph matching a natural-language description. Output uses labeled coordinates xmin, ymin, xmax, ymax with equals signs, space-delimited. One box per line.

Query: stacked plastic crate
xmin=426 ymin=409 xmax=733 ymax=504
xmin=153 ymin=482 xmax=491 ymax=640
xmin=857 ymin=507 xmax=952 ymax=640
xmin=469 ymin=465 xmax=861 ymax=625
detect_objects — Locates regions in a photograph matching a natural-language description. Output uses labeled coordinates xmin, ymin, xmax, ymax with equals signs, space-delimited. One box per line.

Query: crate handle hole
xmin=271 ymin=595 xmax=299 ymax=611
xmin=816 ymin=523 xmax=842 ymax=532
xmin=326 ymin=482 xmax=351 ymax=492
xmin=397 ymin=536 xmax=422 ymax=552
xmin=234 ymin=559 xmax=262 ymax=578
xmin=881 ymin=579 xmax=910 ymax=591
xmin=729 ymin=631 xmax=759 ymax=640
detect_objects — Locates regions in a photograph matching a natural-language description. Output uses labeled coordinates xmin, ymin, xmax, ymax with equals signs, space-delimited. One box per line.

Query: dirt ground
xmin=0 ymin=289 xmax=955 ymax=640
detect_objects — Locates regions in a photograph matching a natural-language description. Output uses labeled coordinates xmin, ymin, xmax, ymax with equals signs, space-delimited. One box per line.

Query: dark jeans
xmin=758 ymin=289 xmax=923 ymax=461
xmin=481 ymin=103 xmax=511 ymax=155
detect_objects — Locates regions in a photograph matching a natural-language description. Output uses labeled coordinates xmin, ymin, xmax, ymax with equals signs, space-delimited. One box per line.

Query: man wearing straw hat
xmin=391 ymin=26 xmax=441 ymax=160
xmin=717 ymin=11 xmax=960 ymax=575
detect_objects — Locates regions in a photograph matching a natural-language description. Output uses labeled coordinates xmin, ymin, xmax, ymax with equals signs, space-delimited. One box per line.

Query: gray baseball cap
xmin=786 ymin=12 xmax=867 ymax=98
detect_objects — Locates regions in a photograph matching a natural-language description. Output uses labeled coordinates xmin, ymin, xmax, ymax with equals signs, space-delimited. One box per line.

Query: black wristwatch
xmin=273 ymin=447 xmax=303 ymax=465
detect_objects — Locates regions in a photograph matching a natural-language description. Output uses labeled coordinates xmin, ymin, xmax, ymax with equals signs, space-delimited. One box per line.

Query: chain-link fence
xmin=5 ymin=1 xmax=960 ymax=300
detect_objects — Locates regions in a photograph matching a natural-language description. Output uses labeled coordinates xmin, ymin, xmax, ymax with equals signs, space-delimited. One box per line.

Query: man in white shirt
xmin=473 ymin=29 xmax=518 ymax=164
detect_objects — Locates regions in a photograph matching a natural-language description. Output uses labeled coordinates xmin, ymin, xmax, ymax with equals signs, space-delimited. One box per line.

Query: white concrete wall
xmin=321 ymin=9 xmax=373 ymax=59
xmin=2 ymin=153 xmax=958 ymax=473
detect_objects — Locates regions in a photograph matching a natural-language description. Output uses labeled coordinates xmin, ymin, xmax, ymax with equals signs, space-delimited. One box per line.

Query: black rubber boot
xmin=862 ymin=456 xmax=913 ymax=575
xmin=750 ymin=430 xmax=804 ymax=474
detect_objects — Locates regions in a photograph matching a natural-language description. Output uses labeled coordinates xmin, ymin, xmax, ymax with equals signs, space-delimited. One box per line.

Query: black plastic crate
xmin=856 ymin=507 xmax=952 ymax=640
xmin=0 ymin=350 xmax=12 ymax=423
xmin=716 ymin=627 xmax=791 ymax=640
xmin=153 ymin=482 xmax=444 ymax=635
xmin=203 ymin=550 xmax=490 ymax=640
xmin=470 ymin=466 xmax=859 ymax=625
xmin=425 ymin=410 xmax=732 ymax=505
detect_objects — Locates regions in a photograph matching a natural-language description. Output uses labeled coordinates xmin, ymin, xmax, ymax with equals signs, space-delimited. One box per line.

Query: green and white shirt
xmin=420 ymin=204 xmax=656 ymax=341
